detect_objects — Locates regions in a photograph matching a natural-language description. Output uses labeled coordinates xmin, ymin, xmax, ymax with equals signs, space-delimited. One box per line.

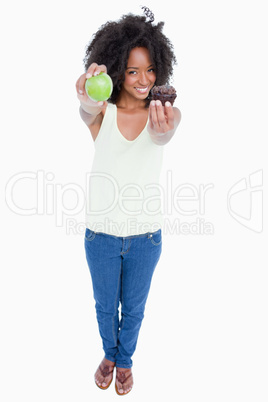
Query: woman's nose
xmin=138 ymin=72 xmax=149 ymax=85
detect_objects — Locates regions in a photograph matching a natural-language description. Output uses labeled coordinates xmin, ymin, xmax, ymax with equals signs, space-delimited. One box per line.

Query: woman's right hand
xmin=76 ymin=63 xmax=108 ymax=108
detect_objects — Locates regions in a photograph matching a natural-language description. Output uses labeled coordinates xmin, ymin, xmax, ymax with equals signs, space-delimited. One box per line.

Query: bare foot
xmin=115 ymin=367 xmax=133 ymax=395
xmin=95 ymin=358 xmax=115 ymax=389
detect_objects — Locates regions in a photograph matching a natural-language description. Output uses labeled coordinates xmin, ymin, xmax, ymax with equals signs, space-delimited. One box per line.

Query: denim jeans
xmin=84 ymin=228 xmax=162 ymax=369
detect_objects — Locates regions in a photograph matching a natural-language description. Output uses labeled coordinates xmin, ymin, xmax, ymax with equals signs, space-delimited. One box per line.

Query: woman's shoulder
xmin=101 ymin=102 xmax=116 ymax=118
xmin=89 ymin=102 xmax=115 ymax=142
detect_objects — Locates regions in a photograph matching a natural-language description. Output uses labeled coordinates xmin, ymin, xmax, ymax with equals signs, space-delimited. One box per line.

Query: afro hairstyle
xmin=83 ymin=7 xmax=177 ymax=105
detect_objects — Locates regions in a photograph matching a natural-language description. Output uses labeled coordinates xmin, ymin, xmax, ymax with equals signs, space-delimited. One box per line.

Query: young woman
xmin=76 ymin=7 xmax=181 ymax=395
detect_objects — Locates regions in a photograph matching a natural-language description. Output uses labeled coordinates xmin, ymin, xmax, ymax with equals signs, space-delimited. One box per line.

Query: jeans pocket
xmin=149 ymin=230 xmax=162 ymax=246
xmin=85 ymin=228 xmax=96 ymax=242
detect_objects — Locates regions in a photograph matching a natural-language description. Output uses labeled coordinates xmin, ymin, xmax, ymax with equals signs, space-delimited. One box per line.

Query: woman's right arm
xmin=76 ymin=63 xmax=108 ymax=140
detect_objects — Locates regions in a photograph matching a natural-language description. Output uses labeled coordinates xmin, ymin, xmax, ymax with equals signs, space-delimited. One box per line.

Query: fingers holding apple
xmin=76 ymin=63 xmax=106 ymax=100
xmin=85 ymin=72 xmax=113 ymax=102
xmin=85 ymin=63 xmax=107 ymax=79
xmin=76 ymin=63 xmax=113 ymax=106
xmin=76 ymin=72 xmax=98 ymax=106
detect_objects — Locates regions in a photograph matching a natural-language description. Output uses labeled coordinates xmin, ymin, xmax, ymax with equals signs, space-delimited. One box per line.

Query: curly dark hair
xmin=83 ymin=7 xmax=177 ymax=105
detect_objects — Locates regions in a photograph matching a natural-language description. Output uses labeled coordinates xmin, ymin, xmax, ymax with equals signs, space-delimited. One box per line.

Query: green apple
xmin=85 ymin=72 xmax=113 ymax=102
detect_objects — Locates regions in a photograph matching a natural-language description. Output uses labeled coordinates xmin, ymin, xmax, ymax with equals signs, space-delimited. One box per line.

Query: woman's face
xmin=122 ymin=47 xmax=156 ymax=101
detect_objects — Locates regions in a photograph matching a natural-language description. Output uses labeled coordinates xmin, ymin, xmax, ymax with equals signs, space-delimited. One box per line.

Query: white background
xmin=1 ymin=0 xmax=267 ymax=401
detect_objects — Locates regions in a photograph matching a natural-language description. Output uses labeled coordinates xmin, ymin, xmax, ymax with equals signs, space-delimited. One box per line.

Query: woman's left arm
xmin=148 ymin=100 xmax=181 ymax=145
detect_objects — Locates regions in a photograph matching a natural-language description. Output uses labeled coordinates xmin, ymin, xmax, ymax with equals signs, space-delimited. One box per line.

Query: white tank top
xmin=85 ymin=103 xmax=164 ymax=237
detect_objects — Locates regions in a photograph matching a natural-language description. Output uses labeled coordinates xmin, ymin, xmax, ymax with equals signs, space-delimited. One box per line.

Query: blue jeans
xmin=84 ymin=228 xmax=162 ymax=369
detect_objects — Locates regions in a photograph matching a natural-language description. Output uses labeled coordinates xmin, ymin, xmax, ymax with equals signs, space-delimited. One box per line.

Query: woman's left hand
xmin=148 ymin=100 xmax=181 ymax=145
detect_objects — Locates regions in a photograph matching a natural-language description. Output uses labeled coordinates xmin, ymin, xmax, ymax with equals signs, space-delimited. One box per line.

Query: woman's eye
xmin=128 ymin=69 xmax=155 ymax=75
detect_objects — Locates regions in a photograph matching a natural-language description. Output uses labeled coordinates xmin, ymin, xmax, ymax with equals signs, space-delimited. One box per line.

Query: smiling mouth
xmin=135 ymin=86 xmax=149 ymax=94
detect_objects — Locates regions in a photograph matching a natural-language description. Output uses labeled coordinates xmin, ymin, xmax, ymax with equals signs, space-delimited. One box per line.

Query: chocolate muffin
xmin=150 ymin=85 xmax=177 ymax=106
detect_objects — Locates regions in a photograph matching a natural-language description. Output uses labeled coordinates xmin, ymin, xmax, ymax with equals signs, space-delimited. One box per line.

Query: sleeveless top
xmin=85 ymin=103 xmax=164 ymax=237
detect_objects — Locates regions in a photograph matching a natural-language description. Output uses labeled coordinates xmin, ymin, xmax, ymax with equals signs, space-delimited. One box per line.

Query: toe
xmin=96 ymin=378 xmax=102 ymax=387
xmin=95 ymin=358 xmax=115 ymax=389
xmin=124 ymin=385 xmax=132 ymax=394
xmin=115 ymin=368 xmax=133 ymax=395
xmin=116 ymin=380 xmax=123 ymax=393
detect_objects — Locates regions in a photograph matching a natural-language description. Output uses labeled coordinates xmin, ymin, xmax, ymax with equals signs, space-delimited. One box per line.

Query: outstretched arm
xmin=76 ymin=63 xmax=108 ymax=140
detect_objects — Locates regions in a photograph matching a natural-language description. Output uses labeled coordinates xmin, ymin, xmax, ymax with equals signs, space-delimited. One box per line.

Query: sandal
xmin=115 ymin=368 xmax=133 ymax=396
xmin=95 ymin=358 xmax=115 ymax=390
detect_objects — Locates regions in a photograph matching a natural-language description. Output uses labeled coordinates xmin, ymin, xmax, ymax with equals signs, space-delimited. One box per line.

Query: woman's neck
xmin=116 ymin=89 xmax=147 ymax=110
